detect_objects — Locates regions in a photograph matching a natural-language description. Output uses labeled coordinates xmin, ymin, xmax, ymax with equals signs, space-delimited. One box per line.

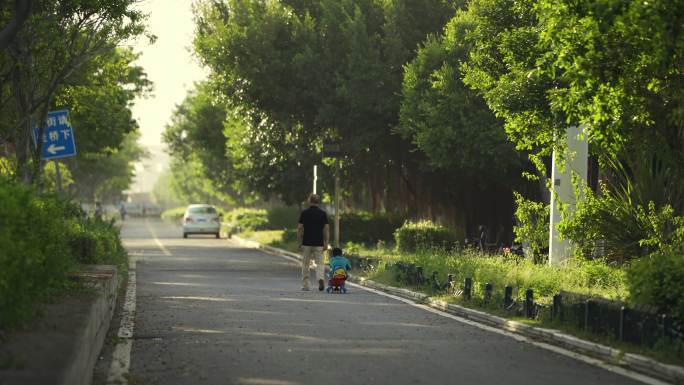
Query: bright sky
xmin=128 ymin=0 xmax=208 ymax=193
xmin=132 ymin=0 xmax=208 ymax=147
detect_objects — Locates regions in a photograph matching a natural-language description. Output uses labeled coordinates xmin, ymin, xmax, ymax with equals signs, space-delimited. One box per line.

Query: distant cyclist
xmin=119 ymin=202 xmax=127 ymax=221
xmin=94 ymin=202 xmax=103 ymax=220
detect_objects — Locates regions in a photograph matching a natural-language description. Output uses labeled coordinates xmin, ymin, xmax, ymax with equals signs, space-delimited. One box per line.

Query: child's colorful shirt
xmin=329 ymin=256 xmax=351 ymax=279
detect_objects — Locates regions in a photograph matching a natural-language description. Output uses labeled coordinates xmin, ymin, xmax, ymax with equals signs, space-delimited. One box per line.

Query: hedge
xmin=628 ymin=253 xmax=684 ymax=321
xmin=338 ymin=212 xmax=402 ymax=245
xmin=394 ymin=220 xmax=459 ymax=253
xmin=67 ymin=218 xmax=127 ymax=269
xmin=161 ymin=206 xmax=187 ymax=222
xmin=267 ymin=206 xmax=300 ymax=230
xmin=228 ymin=208 xmax=269 ymax=231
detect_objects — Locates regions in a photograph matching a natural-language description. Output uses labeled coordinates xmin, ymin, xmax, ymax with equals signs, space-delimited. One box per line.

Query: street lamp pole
xmin=313 ymin=165 xmax=317 ymax=194
xmin=323 ymin=139 xmax=342 ymax=248
xmin=334 ymin=159 xmax=340 ymax=247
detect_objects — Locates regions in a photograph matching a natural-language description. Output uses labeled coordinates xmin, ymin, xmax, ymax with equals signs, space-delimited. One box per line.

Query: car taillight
xmin=184 ymin=217 xmax=193 ymax=223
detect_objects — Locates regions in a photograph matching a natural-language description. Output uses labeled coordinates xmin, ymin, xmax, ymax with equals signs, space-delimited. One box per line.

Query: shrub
xmin=559 ymin=182 xmax=684 ymax=262
xmin=267 ymin=206 xmax=300 ymax=230
xmin=228 ymin=208 xmax=269 ymax=231
xmin=161 ymin=206 xmax=187 ymax=223
xmin=628 ymin=254 xmax=684 ymax=321
xmin=67 ymin=221 xmax=102 ymax=264
xmin=0 ymin=177 xmax=129 ymax=330
xmin=513 ymin=192 xmax=549 ymax=263
xmin=66 ymin=218 xmax=127 ymax=270
xmin=0 ymin=180 xmax=74 ymax=328
xmin=639 ymin=203 xmax=684 ymax=256
xmin=339 ymin=212 xmax=402 ymax=245
xmin=394 ymin=220 xmax=459 ymax=253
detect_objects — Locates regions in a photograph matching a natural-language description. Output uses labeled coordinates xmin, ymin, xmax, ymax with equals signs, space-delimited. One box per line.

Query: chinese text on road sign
xmin=33 ymin=110 xmax=76 ymax=160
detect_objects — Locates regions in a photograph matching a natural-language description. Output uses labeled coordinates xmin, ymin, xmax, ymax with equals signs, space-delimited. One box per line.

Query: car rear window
xmin=188 ymin=206 xmax=217 ymax=214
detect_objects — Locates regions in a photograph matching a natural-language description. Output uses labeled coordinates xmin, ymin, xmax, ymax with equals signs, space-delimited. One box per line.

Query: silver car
xmin=182 ymin=204 xmax=221 ymax=239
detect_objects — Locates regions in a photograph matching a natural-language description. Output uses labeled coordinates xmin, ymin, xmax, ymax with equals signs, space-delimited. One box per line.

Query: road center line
xmin=145 ymin=219 xmax=172 ymax=256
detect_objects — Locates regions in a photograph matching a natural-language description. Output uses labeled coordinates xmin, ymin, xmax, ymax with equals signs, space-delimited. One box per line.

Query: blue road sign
xmin=33 ymin=110 xmax=77 ymax=160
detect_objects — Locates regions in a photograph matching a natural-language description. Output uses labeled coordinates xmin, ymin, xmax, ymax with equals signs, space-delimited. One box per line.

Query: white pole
xmin=549 ymin=126 xmax=588 ymax=265
xmin=313 ymin=165 xmax=317 ymax=194
xmin=334 ymin=160 xmax=340 ymax=247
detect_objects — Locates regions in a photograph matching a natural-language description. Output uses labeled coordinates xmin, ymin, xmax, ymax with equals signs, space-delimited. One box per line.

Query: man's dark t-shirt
xmin=298 ymin=206 xmax=329 ymax=246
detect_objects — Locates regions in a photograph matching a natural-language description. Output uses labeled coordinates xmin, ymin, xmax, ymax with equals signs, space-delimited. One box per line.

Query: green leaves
xmin=399 ymin=10 xmax=523 ymax=181
xmin=558 ymin=180 xmax=684 ymax=262
xmin=462 ymin=0 xmax=560 ymax=157
xmin=46 ymin=47 xmax=151 ymax=201
xmin=56 ymin=48 xmax=150 ymax=155
xmin=394 ymin=220 xmax=461 ymax=253
xmin=513 ymin=192 xmax=549 ymax=262
xmin=188 ymin=0 xmax=470 ymax=214
xmin=0 ymin=179 xmax=74 ymax=328
xmin=628 ymin=253 xmax=684 ymax=321
xmin=0 ymin=0 xmax=149 ymax=184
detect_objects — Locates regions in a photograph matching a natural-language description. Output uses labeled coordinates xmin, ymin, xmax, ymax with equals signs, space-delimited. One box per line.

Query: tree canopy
xmin=167 ymin=0 xmax=684 ymax=243
xmin=178 ymin=0 xmax=534 ymax=237
xmin=0 ymin=0 xmax=149 ymax=183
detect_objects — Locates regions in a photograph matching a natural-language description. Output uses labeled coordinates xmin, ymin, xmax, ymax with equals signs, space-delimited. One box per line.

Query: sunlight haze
xmin=133 ymin=0 xmax=207 ymax=146
xmin=129 ymin=0 xmax=207 ymax=192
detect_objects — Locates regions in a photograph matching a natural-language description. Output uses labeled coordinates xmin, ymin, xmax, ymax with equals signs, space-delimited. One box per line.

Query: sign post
xmin=323 ymin=141 xmax=341 ymax=247
xmin=33 ymin=110 xmax=77 ymax=195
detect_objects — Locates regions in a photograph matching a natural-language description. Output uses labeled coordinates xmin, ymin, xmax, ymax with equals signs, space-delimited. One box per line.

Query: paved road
xmin=107 ymin=218 xmax=647 ymax=385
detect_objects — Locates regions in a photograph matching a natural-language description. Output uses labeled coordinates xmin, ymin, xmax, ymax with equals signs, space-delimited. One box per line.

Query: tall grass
xmin=370 ymin=248 xmax=627 ymax=303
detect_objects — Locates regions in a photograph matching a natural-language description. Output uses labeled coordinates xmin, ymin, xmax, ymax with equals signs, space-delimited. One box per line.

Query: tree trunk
xmin=0 ymin=0 xmax=32 ymax=50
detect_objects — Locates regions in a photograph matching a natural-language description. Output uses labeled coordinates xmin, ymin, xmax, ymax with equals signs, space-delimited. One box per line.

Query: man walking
xmin=297 ymin=194 xmax=330 ymax=291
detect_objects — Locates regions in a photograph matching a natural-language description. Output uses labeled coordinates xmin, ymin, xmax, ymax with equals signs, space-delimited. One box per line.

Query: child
xmin=326 ymin=247 xmax=351 ymax=293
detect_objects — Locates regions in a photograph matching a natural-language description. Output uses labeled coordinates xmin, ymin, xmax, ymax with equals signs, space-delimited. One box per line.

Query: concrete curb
xmin=232 ymin=236 xmax=684 ymax=384
xmin=68 ymin=265 xmax=119 ymax=385
xmin=0 ymin=265 xmax=118 ymax=385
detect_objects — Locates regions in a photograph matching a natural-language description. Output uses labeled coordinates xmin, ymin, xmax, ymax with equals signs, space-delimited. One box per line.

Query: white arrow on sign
xmin=47 ymin=144 xmax=65 ymax=154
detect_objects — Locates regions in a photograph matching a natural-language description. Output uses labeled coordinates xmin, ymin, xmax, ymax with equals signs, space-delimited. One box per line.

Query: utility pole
xmin=323 ymin=139 xmax=341 ymax=247
xmin=313 ymin=165 xmax=317 ymax=194
xmin=334 ymin=159 xmax=340 ymax=247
